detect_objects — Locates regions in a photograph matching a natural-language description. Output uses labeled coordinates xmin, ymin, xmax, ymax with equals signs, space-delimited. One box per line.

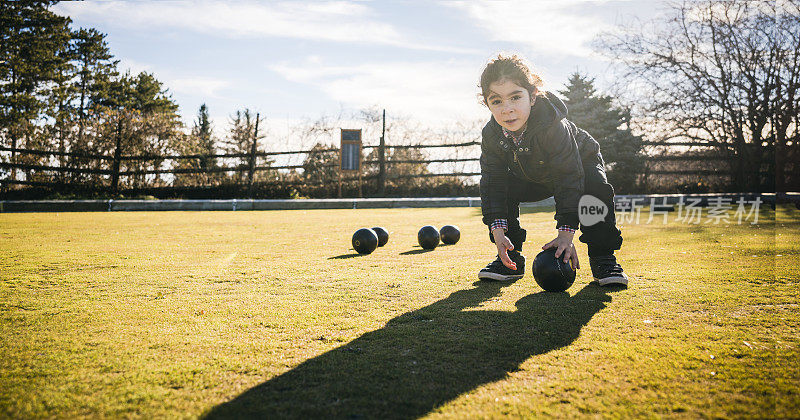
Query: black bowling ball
xmin=439 ymin=225 xmax=460 ymax=245
xmin=352 ymin=228 xmax=378 ymax=255
xmin=371 ymin=227 xmax=389 ymax=247
xmin=532 ymin=248 xmax=576 ymax=292
xmin=417 ymin=225 xmax=440 ymax=250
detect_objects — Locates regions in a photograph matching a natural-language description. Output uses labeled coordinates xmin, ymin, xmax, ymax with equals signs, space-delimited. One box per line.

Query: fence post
xmin=248 ymin=113 xmax=260 ymax=197
xmin=110 ymin=118 xmax=122 ymax=195
xmin=378 ymin=109 xmax=386 ymax=196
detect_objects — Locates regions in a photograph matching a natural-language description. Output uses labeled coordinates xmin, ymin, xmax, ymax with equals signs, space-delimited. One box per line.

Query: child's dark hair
xmin=479 ymin=54 xmax=544 ymax=105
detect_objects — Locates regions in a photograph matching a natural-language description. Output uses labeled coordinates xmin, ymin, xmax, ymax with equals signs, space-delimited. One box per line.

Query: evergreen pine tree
xmin=192 ymin=104 xmax=216 ymax=170
xmin=0 ymin=0 xmax=72 ymax=179
xmin=558 ymin=72 xmax=645 ymax=193
xmin=72 ymin=27 xmax=117 ymax=145
xmin=94 ymin=71 xmax=179 ymax=116
xmin=49 ymin=28 xmax=78 ymax=179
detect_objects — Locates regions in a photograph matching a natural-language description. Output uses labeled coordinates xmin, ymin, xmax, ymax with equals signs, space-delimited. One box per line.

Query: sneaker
xmin=590 ymin=255 xmax=629 ymax=286
xmin=478 ymin=251 xmax=525 ymax=281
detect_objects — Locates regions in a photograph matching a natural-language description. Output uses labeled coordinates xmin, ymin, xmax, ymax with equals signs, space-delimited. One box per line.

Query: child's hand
xmin=491 ymin=228 xmax=517 ymax=270
xmin=542 ymin=231 xmax=580 ymax=269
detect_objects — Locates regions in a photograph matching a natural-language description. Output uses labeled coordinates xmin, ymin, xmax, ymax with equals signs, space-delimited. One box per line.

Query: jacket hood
xmin=488 ymin=91 xmax=568 ymax=135
xmin=527 ymin=91 xmax=568 ymax=133
xmin=544 ymin=91 xmax=568 ymax=123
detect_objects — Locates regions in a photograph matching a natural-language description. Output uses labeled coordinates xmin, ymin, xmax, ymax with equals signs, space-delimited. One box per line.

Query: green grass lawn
xmin=1 ymin=205 xmax=798 ymax=418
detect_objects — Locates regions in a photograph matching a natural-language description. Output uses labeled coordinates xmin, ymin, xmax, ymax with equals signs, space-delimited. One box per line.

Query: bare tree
xmin=598 ymin=0 xmax=799 ymax=192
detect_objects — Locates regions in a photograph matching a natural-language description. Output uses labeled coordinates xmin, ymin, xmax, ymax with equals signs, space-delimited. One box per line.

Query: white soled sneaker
xmin=478 ymin=251 xmax=525 ymax=281
xmin=589 ymin=254 xmax=629 ymax=286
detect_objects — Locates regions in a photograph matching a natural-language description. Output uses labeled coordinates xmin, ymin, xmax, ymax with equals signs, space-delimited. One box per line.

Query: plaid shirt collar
xmin=501 ymin=126 xmax=526 ymax=147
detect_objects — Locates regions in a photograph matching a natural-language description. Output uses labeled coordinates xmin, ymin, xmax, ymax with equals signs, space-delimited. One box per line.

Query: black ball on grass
xmin=439 ymin=225 xmax=460 ymax=245
xmin=352 ymin=228 xmax=378 ymax=255
xmin=417 ymin=225 xmax=440 ymax=250
xmin=371 ymin=227 xmax=389 ymax=247
xmin=532 ymin=248 xmax=576 ymax=292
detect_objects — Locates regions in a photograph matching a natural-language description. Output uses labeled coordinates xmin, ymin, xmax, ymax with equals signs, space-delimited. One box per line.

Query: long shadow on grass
xmin=399 ymin=247 xmax=434 ymax=255
xmin=205 ymin=282 xmax=619 ymax=419
xmin=328 ymin=253 xmax=362 ymax=259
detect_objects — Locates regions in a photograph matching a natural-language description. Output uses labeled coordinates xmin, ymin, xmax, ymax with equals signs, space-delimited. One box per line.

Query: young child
xmin=477 ymin=54 xmax=628 ymax=286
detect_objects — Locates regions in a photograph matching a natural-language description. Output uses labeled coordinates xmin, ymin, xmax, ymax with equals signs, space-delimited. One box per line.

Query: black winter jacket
xmin=479 ymin=91 xmax=601 ymax=230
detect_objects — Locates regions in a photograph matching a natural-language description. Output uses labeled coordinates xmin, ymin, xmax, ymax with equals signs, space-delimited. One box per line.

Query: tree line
xmin=2 ymin=0 xmax=178 ymax=185
xmin=2 ymin=0 xmax=796 ymax=198
xmin=597 ymin=0 xmax=799 ymax=193
xmin=0 ymin=1 xmax=460 ymax=197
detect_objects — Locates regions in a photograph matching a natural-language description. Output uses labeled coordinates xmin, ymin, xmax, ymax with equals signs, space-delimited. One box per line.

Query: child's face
xmin=485 ymin=78 xmax=535 ymax=133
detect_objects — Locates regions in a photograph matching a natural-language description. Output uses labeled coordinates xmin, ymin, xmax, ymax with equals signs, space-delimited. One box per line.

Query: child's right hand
xmin=491 ymin=229 xmax=517 ymax=270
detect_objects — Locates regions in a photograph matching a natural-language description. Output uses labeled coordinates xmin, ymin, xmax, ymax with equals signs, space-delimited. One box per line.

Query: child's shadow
xmin=205 ymin=282 xmax=618 ymax=419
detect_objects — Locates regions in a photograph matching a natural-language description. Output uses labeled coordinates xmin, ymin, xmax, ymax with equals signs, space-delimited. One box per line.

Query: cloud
xmin=167 ymin=77 xmax=231 ymax=99
xmin=115 ymin=58 xmax=152 ymax=76
xmin=445 ymin=0 xmax=616 ymax=58
xmin=268 ymin=58 xmax=487 ymax=122
xmin=54 ymin=0 xmax=474 ymax=53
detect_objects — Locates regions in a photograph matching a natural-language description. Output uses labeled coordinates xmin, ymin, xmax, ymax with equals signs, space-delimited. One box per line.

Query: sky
xmin=53 ymin=0 xmax=672 ymax=133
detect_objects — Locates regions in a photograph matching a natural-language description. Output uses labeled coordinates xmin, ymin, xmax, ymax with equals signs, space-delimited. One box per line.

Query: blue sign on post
xmin=340 ymin=129 xmax=361 ymax=172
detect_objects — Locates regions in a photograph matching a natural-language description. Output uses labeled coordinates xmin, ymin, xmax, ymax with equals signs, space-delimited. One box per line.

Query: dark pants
xmin=490 ymin=153 xmax=623 ymax=257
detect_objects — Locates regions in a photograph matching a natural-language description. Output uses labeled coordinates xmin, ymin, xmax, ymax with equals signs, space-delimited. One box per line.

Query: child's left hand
xmin=542 ymin=230 xmax=580 ymax=269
